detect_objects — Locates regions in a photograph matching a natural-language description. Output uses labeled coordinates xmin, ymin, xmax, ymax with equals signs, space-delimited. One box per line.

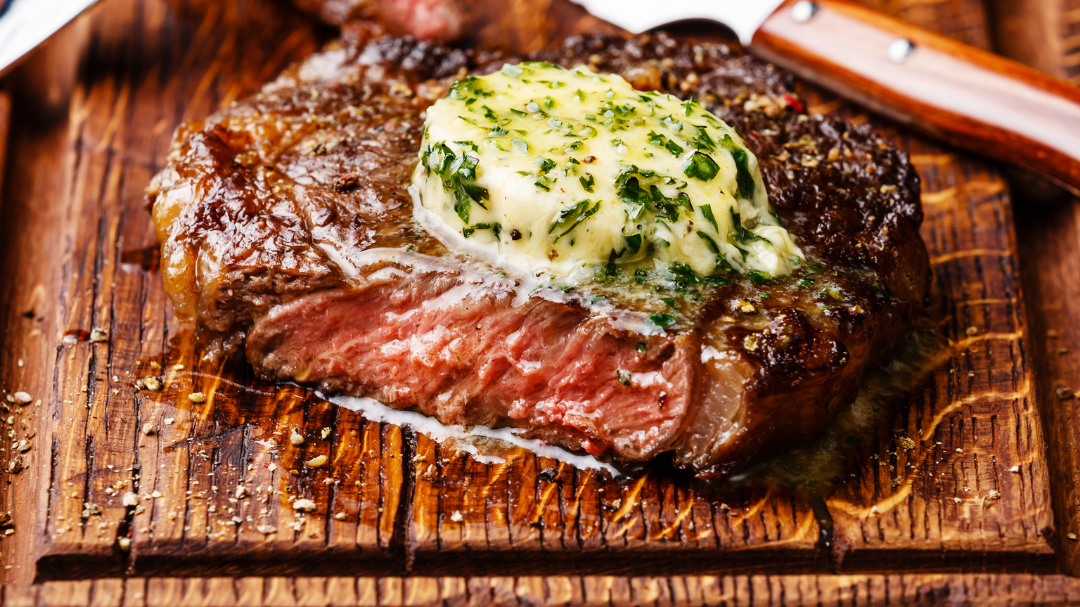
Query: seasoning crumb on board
xmin=293 ymin=499 xmax=316 ymax=512
xmin=982 ymin=490 xmax=1002 ymax=509
xmin=188 ymin=392 xmax=207 ymax=403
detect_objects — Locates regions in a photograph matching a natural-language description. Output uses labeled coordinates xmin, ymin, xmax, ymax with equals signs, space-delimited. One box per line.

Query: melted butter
xmin=413 ymin=62 xmax=803 ymax=281
xmin=327 ymin=393 xmax=620 ymax=475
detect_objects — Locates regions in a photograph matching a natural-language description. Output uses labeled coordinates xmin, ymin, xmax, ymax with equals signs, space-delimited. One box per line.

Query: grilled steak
xmin=148 ymin=30 xmax=930 ymax=477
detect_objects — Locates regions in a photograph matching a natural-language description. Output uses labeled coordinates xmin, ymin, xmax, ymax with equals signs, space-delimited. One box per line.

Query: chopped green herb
xmin=422 ymin=142 xmax=489 ymax=224
xmin=730 ymin=147 xmax=755 ymax=198
xmin=668 ymin=262 xmax=700 ymax=291
xmin=648 ymin=313 xmax=676 ymax=329
xmin=537 ymin=157 xmax=556 ymax=173
xmin=747 ymin=270 xmax=771 ymax=284
xmin=605 ymin=248 xmax=626 ymax=277
xmin=697 ymin=231 xmax=721 ymax=254
xmin=684 ymin=151 xmax=719 ymax=181
xmin=700 ymin=204 xmax=719 ymax=232
xmin=549 ymin=199 xmax=601 ymax=242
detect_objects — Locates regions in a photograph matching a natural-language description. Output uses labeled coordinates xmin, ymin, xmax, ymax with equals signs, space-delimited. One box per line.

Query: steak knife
xmin=573 ymin=0 xmax=1080 ymax=196
xmin=0 ymin=0 xmax=100 ymax=79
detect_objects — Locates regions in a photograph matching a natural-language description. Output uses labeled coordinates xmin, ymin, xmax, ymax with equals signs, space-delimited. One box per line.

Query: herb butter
xmin=413 ymin=62 xmax=803 ymax=280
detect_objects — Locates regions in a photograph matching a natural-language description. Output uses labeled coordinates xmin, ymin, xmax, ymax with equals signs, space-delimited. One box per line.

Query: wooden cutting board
xmin=0 ymin=0 xmax=1068 ymax=590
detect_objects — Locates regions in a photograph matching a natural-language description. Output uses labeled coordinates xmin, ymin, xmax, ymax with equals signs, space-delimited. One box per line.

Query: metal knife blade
xmin=569 ymin=0 xmax=785 ymax=45
xmin=0 ymin=0 xmax=100 ymax=78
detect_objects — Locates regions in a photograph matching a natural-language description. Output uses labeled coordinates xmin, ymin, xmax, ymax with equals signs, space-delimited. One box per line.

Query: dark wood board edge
xmin=987 ymin=0 xmax=1080 ymax=578
xmin=3 ymin=573 xmax=1080 ymax=606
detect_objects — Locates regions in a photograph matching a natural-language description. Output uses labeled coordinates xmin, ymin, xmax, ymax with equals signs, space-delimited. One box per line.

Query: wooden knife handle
xmin=751 ymin=0 xmax=1080 ymax=195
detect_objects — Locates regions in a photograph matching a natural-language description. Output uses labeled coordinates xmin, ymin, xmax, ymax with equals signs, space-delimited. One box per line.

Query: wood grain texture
xmin=0 ymin=0 xmax=1069 ymax=601
xmin=989 ymin=0 xmax=1080 ymax=579
xmin=2 ymin=574 xmax=1080 ymax=606
xmin=752 ymin=0 xmax=1080 ymax=196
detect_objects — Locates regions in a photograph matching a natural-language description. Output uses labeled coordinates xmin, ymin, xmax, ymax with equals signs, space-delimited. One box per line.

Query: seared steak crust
xmin=148 ymin=31 xmax=930 ymax=476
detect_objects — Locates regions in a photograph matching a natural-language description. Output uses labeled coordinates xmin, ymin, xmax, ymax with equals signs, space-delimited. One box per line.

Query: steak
xmin=148 ymin=29 xmax=930 ymax=477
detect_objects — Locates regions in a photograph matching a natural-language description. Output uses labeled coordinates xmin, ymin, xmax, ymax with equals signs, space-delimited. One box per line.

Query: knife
xmin=573 ymin=0 xmax=1080 ymax=197
xmin=0 ymin=0 xmax=100 ymax=79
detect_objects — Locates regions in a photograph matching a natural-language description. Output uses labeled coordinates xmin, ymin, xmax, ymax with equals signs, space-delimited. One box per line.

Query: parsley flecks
xmin=549 ymin=199 xmax=600 ymax=242
xmin=625 ymin=233 xmax=643 ymax=255
xmin=648 ymin=131 xmax=685 ymax=156
xmin=668 ymin=262 xmax=700 ymax=291
xmin=605 ymin=248 xmax=626 ymax=278
xmin=700 ymin=204 xmax=719 ymax=232
xmin=423 ymin=142 xmax=489 ymax=224
xmin=691 ymin=125 xmax=716 ymax=152
xmin=747 ymin=270 xmax=772 ymax=284
xmin=615 ymin=168 xmax=654 ymax=219
xmin=648 ymin=313 xmax=676 ymax=329
xmin=537 ymin=157 xmax=556 ymax=173
xmin=579 ymin=173 xmax=595 ymax=192
xmin=697 ymin=231 xmax=721 ymax=254
xmin=684 ymin=151 xmax=719 ymax=181
xmin=730 ymin=146 xmax=755 ymax=198
xmin=729 ymin=208 xmax=766 ymax=248
xmin=675 ymin=192 xmax=693 ymax=212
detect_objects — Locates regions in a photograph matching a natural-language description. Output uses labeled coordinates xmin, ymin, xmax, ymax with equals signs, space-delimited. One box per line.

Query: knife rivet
xmin=887 ymin=38 xmax=916 ymax=63
xmin=791 ymin=1 xmax=819 ymax=23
